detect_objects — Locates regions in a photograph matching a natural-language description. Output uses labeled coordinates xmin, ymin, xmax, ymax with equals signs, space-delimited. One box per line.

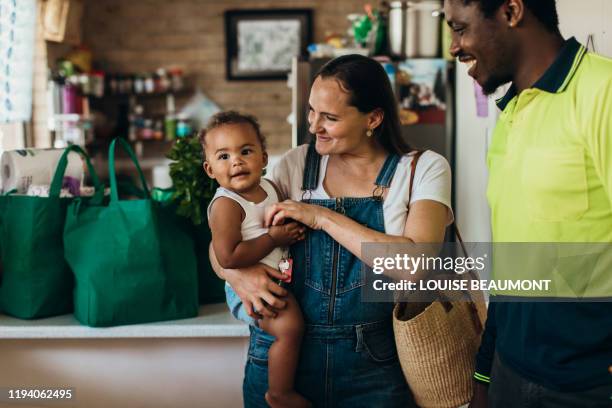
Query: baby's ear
xmin=262 ymin=151 xmax=269 ymax=167
xmin=203 ymin=161 xmax=215 ymax=179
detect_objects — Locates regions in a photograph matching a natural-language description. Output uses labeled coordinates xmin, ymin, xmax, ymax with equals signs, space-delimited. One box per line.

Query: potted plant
xmin=166 ymin=135 xmax=225 ymax=304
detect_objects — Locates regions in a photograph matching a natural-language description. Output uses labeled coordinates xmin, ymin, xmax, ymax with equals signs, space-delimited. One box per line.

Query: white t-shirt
xmin=270 ymin=144 xmax=453 ymax=236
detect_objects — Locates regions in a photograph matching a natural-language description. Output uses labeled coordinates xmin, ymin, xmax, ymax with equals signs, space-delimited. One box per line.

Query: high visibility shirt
xmin=474 ymin=37 xmax=612 ymax=392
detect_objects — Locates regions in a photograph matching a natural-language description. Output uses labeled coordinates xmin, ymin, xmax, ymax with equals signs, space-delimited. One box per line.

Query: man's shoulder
xmin=574 ymin=52 xmax=612 ymax=90
xmin=568 ymin=52 xmax=612 ymax=125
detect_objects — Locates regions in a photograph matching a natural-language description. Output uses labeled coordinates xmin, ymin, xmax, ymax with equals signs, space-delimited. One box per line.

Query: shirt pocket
xmin=522 ymin=147 xmax=588 ymax=222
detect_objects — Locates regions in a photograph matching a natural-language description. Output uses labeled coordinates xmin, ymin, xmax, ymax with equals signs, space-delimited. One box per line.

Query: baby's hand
xmin=268 ymin=222 xmax=305 ymax=246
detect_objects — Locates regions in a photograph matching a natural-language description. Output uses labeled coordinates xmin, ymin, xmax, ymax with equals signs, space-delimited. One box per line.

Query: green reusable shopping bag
xmin=151 ymin=188 xmax=224 ymax=305
xmin=193 ymin=221 xmax=226 ymax=304
xmin=63 ymin=138 xmax=198 ymax=327
xmin=0 ymin=146 xmax=103 ymax=318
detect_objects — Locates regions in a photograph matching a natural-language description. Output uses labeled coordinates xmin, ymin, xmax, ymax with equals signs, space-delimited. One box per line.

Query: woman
xmin=212 ymin=54 xmax=453 ymax=407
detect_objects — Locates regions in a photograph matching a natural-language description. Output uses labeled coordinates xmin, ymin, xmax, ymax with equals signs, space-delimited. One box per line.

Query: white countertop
xmin=0 ymin=303 xmax=250 ymax=339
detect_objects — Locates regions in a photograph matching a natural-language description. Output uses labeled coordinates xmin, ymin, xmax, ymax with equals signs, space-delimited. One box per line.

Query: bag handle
xmin=407 ymin=150 xmax=425 ymax=203
xmin=108 ymin=138 xmax=150 ymax=202
xmin=406 ymin=149 xmax=484 ymax=333
xmin=50 ymin=145 xmax=103 ymax=201
xmin=451 ymin=226 xmax=485 ymax=333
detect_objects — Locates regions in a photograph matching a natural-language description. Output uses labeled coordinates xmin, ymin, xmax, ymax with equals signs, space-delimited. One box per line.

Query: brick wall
xmin=82 ymin=0 xmax=367 ymax=153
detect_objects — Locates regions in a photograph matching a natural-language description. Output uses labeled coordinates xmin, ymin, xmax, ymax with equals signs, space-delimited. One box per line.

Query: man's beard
xmin=481 ymin=73 xmax=513 ymax=96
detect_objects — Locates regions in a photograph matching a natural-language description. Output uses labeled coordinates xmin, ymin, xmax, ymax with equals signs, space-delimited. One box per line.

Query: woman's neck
xmin=331 ymin=142 xmax=388 ymax=176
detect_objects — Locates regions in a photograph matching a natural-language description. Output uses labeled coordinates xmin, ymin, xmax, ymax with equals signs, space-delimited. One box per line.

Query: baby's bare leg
xmin=258 ymin=292 xmax=311 ymax=408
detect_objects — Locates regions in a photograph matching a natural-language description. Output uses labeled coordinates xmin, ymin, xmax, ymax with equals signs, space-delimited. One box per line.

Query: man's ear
xmin=203 ymin=161 xmax=215 ymax=179
xmin=504 ymin=0 xmax=524 ymax=28
xmin=367 ymin=108 xmax=384 ymax=132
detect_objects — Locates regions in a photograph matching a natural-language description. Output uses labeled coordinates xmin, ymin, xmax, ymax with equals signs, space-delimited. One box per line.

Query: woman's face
xmin=307 ymin=76 xmax=374 ymax=156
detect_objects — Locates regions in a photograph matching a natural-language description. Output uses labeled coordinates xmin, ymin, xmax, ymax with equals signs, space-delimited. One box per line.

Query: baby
xmin=202 ymin=111 xmax=310 ymax=408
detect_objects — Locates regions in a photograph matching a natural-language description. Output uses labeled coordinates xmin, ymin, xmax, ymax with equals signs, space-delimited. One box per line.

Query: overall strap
xmin=301 ymin=142 xmax=321 ymax=192
xmin=371 ymin=152 xmax=403 ymax=199
xmin=374 ymin=154 xmax=401 ymax=188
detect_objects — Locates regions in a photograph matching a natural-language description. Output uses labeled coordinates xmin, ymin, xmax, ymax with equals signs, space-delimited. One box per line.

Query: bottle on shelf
xmin=156 ymin=68 xmax=171 ymax=93
xmin=134 ymin=73 xmax=145 ymax=94
xmin=169 ymin=67 xmax=184 ymax=92
xmin=129 ymin=105 xmax=145 ymax=141
xmin=153 ymin=120 xmax=164 ymax=141
xmin=141 ymin=119 xmax=154 ymax=140
xmin=176 ymin=113 xmax=192 ymax=138
xmin=144 ymin=73 xmax=155 ymax=94
xmin=164 ymin=94 xmax=176 ymax=141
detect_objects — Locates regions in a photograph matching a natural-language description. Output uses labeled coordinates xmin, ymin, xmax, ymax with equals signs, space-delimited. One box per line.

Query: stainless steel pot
xmin=388 ymin=0 xmax=443 ymax=58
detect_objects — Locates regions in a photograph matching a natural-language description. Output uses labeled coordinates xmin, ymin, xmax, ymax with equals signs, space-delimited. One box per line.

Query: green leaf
xmin=166 ymin=136 xmax=218 ymax=225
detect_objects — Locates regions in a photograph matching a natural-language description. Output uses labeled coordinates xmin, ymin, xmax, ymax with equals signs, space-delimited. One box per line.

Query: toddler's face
xmin=203 ymin=123 xmax=267 ymax=194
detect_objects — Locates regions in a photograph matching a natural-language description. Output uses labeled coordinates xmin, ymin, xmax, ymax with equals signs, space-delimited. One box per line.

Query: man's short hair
xmin=199 ymin=111 xmax=266 ymax=158
xmin=463 ymin=0 xmax=560 ymax=33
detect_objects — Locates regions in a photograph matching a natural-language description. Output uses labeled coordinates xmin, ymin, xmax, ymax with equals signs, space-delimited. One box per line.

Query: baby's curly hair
xmin=199 ymin=111 xmax=266 ymax=158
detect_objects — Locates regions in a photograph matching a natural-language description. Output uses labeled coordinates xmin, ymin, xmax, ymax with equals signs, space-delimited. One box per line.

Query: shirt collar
xmin=496 ymin=37 xmax=587 ymax=110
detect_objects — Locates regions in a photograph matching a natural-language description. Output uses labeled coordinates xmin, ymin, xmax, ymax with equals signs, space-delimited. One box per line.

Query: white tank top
xmin=207 ymin=178 xmax=284 ymax=270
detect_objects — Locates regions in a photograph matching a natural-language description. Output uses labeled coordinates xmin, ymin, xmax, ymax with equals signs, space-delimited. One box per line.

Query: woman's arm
xmin=209 ymin=243 xmax=288 ymax=318
xmin=265 ymin=198 xmax=449 ymax=282
xmin=266 ymin=199 xmax=448 ymax=258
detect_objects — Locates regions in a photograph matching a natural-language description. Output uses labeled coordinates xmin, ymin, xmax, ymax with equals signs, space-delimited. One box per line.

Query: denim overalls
xmin=243 ymin=144 xmax=415 ymax=407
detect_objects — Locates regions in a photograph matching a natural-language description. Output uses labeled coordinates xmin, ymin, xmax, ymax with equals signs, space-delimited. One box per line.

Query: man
xmin=443 ymin=0 xmax=612 ymax=406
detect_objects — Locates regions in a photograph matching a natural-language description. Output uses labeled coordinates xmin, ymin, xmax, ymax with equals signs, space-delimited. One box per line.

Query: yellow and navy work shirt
xmin=474 ymin=38 xmax=612 ymax=391
xmin=487 ymin=38 xmax=612 ymax=242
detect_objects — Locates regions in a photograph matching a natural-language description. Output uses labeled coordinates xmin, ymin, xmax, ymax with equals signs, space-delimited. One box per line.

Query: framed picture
xmin=225 ymin=9 xmax=313 ymax=80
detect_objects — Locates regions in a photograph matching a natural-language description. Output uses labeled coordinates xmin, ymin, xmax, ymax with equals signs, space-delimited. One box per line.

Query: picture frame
xmin=224 ymin=9 xmax=313 ymax=80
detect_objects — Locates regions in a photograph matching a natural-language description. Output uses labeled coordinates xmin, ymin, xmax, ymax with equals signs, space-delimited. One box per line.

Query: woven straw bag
xmin=393 ymin=151 xmax=487 ymax=408
xmin=393 ymin=282 xmax=486 ymax=407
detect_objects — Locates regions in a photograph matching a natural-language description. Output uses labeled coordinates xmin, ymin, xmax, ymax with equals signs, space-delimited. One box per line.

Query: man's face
xmin=444 ymin=0 xmax=516 ymax=94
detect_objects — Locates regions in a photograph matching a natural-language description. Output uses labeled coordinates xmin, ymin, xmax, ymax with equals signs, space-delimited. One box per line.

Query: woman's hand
xmin=224 ymin=263 xmax=289 ymax=318
xmin=265 ymin=200 xmax=330 ymax=230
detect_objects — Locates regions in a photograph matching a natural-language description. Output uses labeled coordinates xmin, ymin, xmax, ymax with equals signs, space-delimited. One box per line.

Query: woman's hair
xmin=199 ymin=110 xmax=266 ymax=158
xmin=315 ymin=54 xmax=411 ymax=155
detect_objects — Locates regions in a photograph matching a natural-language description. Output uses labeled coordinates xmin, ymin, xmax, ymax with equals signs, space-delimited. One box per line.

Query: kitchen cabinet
xmin=42 ymin=0 xmax=84 ymax=45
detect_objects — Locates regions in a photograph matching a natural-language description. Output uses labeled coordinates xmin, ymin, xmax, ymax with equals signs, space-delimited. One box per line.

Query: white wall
xmin=557 ymin=0 xmax=611 ymax=58
xmin=454 ymin=64 xmax=496 ymax=243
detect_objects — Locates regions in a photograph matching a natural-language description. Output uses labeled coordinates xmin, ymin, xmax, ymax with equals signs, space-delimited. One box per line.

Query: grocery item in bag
xmin=1 ymin=148 xmax=84 ymax=194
